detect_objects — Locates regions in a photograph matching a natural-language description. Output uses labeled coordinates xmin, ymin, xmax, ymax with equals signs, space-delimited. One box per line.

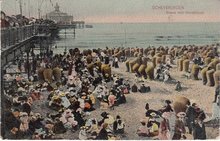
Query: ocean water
xmin=53 ymin=22 xmax=220 ymax=52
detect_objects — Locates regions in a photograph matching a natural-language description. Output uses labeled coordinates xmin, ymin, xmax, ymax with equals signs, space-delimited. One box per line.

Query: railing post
xmin=8 ymin=28 xmax=11 ymax=46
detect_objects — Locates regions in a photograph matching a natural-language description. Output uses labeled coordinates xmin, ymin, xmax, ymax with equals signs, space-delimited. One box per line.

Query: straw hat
xmin=177 ymin=112 xmax=186 ymax=118
xmin=52 ymin=95 xmax=59 ymax=100
xmin=59 ymin=93 xmax=66 ymax=97
xmin=150 ymin=112 xmax=157 ymax=117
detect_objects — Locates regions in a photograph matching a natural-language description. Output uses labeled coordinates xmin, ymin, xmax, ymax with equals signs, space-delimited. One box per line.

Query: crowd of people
xmin=135 ymin=99 xmax=208 ymax=140
xmin=2 ymin=45 xmax=220 ymax=140
xmin=2 ymin=48 xmax=130 ymax=139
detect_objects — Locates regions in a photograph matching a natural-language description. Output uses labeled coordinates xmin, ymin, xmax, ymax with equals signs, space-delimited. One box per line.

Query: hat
xmin=59 ymin=93 xmax=66 ymax=97
xmin=82 ymin=92 xmax=87 ymax=95
xmin=150 ymin=112 xmax=157 ymax=117
xmin=177 ymin=112 xmax=186 ymax=118
xmin=101 ymin=112 xmax=108 ymax=117
xmin=80 ymin=126 xmax=88 ymax=130
xmin=52 ymin=95 xmax=59 ymax=100
xmin=165 ymin=100 xmax=172 ymax=104
xmin=20 ymin=112 xmax=28 ymax=117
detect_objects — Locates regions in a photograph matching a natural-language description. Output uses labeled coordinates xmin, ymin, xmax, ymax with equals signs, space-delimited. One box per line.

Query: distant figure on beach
xmin=131 ymin=84 xmax=138 ymax=92
xmin=138 ymin=84 xmax=151 ymax=93
xmin=213 ymin=84 xmax=220 ymax=103
xmin=175 ymin=81 xmax=182 ymax=91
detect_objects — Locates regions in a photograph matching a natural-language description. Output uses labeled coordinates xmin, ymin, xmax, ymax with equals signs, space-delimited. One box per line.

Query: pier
xmin=58 ymin=21 xmax=85 ymax=29
xmin=1 ymin=24 xmax=55 ymax=68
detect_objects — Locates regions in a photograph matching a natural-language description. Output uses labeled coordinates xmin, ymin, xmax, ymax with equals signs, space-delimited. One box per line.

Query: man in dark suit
xmin=193 ymin=114 xmax=206 ymax=139
xmin=185 ymin=102 xmax=196 ymax=134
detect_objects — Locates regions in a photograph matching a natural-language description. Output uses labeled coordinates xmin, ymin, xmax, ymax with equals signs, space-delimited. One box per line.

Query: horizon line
xmin=85 ymin=21 xmax=220 ymax=24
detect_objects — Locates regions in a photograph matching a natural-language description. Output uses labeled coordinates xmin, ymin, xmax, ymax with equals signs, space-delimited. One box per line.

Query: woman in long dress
xmin=158 ymin=112 xmax=171 ymax=140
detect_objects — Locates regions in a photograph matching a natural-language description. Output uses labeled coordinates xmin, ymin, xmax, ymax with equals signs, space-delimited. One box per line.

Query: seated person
xmin=175 ymin=81 xmax=182 ymax=91
xmin=137 ymin=120 xmax=149 ymax=137
xmin=113 ymin=115 xmax=125 ymax=134
xmin=139 ymin=84 xmax=151 ymax=93
xmin=145 ymin=103 xmax=160 ymax=117
xmin=87 ymin=119 xmax=99 ymax=134
xmin=147 ymin=113 xmax=159 ymax=137
xmin=117 ymin=93 xmax=126 ymax=104
xmin=100 ymin=99 xmax=109 ymax=110
xmin=131 ymin=84 xmax=138 ymax=92
xmin=159 ymin=100 xmax=173 ymax=114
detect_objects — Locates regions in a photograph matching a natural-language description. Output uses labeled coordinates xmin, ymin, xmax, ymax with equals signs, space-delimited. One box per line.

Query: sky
xmin=1 ymin=0 xmax=220 ymax=23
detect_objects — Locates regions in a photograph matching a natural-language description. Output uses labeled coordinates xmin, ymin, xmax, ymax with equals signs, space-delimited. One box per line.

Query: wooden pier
xmin=1 ymin=24 xmax=53 ymax=68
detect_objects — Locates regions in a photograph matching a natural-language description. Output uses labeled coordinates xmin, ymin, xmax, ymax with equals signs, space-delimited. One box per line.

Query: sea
xmin=53 ymin=22 xmax=220 ymax=53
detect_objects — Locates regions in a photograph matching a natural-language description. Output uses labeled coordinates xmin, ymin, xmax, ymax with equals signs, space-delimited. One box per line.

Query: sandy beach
xmin=30 ymin=58 xmax=219 ymax=140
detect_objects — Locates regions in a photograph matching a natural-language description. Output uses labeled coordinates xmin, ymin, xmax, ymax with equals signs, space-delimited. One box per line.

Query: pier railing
xmin=1 ymin=24 xmax=49 ymax=48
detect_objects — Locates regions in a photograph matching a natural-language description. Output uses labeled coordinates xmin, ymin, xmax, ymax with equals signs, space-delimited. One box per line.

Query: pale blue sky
xmin=1 ymin=0 xmax=220 ymax=22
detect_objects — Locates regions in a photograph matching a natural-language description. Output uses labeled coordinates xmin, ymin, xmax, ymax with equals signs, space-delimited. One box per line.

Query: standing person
xmin=193 ymin=114 xmax=206 ymax=140
xmin=213 ymin=84 xmax=220 ymax=103
xmin=114 ymin=57 xmax=119 ymax=68
xmin=158 ymin=112 xmax=171 ymax=140
xmin=172 ymin=112 xmax=186 ymax=140
xmin=112 ymin=57 xmax=115 ymax=67
xmin=185 ymin=102 xmax=196 ymax=134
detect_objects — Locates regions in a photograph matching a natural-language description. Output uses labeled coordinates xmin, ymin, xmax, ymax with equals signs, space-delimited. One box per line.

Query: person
xmin=87 ymin=119 xmax=99 ymax=134
xmin=159 ymin=100 xmax=173 ymax=114
xmin=114 ymin=57 xmax=119 ymax=68
xmin=96 ymin=123 xmax=108 ymax=140
xmin=139 ymin=84 xmax=151 ymax=93
xmin=22 ymin=97 xmax=32 ymax=115
xmin=193 ymin=114 xmax=206 ymax=139
xmin=113 ymin=115 xmax=125 ymax=134
xmin=131 ymin=84 xmax=138 ymax=92
xmin=108 ymin=93 xmax=116 ymax=110
xmin=210 ymin=95 xmax=220 ymax=120
xmin=137 ymin=120 xmax=149 ymax=137
xmin=158 ymin=112 xmax=171 ymax=140
xmin=147 ymin=113 xmax=159 ymax=137
xmin=78 ymin=126 xmax=88 ymax=140
xmin=172 ymin=112 xmax=186 ymax=140
xmin=213 ymin=84 xmax=220 ymax=103
xmin=175 ymin=81 xmax=182 ymax=91
xmin=145 ymin=103 xmax=160 ymax=117
xmin=185 ymin=102 xmax=196 ymax=134
xmin=4 ymin=109 xmax=21 ymax=139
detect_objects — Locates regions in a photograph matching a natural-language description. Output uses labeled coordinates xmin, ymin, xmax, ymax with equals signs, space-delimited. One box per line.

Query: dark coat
xmin=186 ymin=106 xmax=196 ymax=124
xmin=193 ymin=122 xmax=206 ymax=139
xmin=96 ymin=128 xmax=108 ymax=140
xmin=22 ymin=103 xmax=31 ymax=115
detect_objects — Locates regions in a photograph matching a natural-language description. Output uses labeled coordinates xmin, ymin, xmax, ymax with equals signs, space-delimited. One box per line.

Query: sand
xmin=31 ymin=60 xmax=220 ymax=140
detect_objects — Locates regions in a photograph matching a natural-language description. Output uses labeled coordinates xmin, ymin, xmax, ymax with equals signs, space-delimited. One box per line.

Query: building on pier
xmin=43 ymin=3 xmax=73 ymax=24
